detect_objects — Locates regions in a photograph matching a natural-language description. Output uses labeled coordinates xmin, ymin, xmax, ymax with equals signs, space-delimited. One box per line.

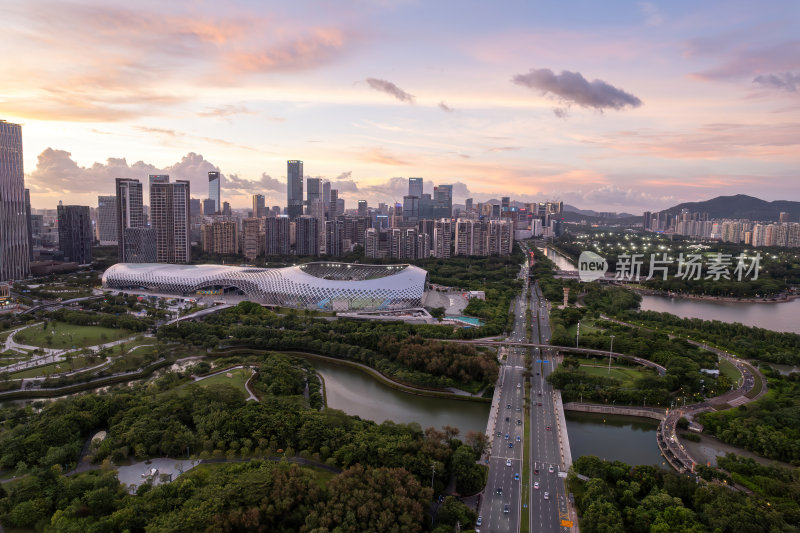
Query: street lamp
xmin=576 ymin=321 xmax=581 ymax=348
xmin=608 ymin=335 xmax=615 ymax=374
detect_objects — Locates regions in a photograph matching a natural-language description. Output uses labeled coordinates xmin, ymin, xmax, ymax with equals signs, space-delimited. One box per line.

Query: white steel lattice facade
xmin=102 ymin=262 xmax=427 ymax=311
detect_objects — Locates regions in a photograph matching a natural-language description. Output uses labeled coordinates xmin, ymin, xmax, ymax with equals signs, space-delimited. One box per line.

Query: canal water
xmin=639 ymin=294 xmax=800 ymax=334
xmin=310 ymin=357 xmax=665 ymax=466
xmin=540 ymin=246 xmax=576 ymax=271
xmin=310 ymin=357 xmax=490 ymax=435
xmin=565 ymin=412 xmax=664 ymax=467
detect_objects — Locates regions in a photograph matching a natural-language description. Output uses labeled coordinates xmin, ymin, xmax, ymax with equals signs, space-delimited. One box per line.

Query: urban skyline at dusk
xmin=3 ymin=0 xmax=799 ymax=213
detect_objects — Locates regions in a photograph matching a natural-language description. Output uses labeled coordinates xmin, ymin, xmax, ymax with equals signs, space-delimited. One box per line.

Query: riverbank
xmin=633 ymin=288 xmax=799 ymax=304
xmin=286 ymin=351 xmax=491 ymax=403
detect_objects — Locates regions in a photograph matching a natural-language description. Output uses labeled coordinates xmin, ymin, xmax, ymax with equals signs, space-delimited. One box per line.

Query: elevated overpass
xmin=442 ymin=339 xmax=666 ymax=376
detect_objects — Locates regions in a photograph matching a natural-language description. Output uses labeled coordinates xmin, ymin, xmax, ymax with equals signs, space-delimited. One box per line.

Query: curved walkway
xmin=600 ymin=315 xmax=768 ymax=474
xmin=193 ymin=365 xmax=258 ymax=402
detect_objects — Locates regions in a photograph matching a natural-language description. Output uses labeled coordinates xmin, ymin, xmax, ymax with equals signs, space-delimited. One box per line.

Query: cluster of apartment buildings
xmin=644 ymin=210 xmax=800 ymax=248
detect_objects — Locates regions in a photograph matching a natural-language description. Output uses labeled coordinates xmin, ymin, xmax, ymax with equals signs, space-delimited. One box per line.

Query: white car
xmin=534 ymin=481 xmax=539 ymax=490
xmin=548 ymin=465 xmax=554 ymax=473
xmin=506 ymin=459 xmax=512 ymax=467
xmin=544 ymin=491 xmax=550 ymax=500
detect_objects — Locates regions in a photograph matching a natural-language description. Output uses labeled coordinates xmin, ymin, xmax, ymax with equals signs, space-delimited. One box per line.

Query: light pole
xmin=576 ymin=321 xmax=581 ymax=348
xmin=607 ymin=335 xmax=615 ymax=374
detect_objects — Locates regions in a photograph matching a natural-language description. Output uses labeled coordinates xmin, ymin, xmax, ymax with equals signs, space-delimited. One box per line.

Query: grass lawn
xmin=14 ymin=321 xmax=132 ymax=349
xmin=578 ymin=364 xmax=655 ymax=387
xmin=172 ymin=368 xmax=253 ymax=398
xmin=8 ymin=356 xmax=95 ymax=378
xmin=718 ymin=358 xmax=741 ymax=383
xmin=565 ymin=320 xmax=602 ymax=338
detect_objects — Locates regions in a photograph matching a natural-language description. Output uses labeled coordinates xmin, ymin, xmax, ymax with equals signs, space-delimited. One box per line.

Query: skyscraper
xmin=150 ymin=176 xmax=191 ymax=263
xmin=433 ymin=219 xmax=452 ymax=258
xmin=57 ymin=205 xmax=93 ymax=264
xmin=115 ymin=178 xmax=145 ymax=262
xmin=252 ymin=194 xmax=266 ymax=218
xmin=287 ymin=160 xmax=303 ymax=219
xmin=0 ymin=121 xmax=30 ymax=280
xmin=433 ymin=185 xmax=453 ymax=218
xmin=203 ymin=198 xmax=216 ymax=215
xmin=265 ymin=217 xmax=291 ymax=255
xmin=358 ymin=200 xmax=368 ymax=217
xmin=324 ymin=219 xmax=345 ymax=257
xmin=97 ymin=196 xmax=118 ymax=245
xmin=24 ymin=189 xmax=33 ymax=261
xmin=307 ymin=177 xmax=322 ymax=208
xmin=329 ymin=189 xmax=339 ymax=218
xmin=408 ymin=177 xmax=423 ymax=198
xmin=322 ymin=181 xmax=331 ymax=214
xmin=296 ymin=216 xmax=319 ymax=256
xmin=208 ymin=171 xmax=221 ymax=214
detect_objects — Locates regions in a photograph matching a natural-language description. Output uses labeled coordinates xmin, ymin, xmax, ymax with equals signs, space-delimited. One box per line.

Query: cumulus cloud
xmin=512 ymin=68 xmax=642 ymax=112
xmin=439 ymin=101 xmax=454 ymax=112
xmin=366 ymin=77 xmax=415 ymax=103
xmin=25 ymin=149 xmax=288 ymax=206
xmin=225 ymin=173 xmax=284 ymax=194
xmin=753 ymin=72 xmax=800 ymax=92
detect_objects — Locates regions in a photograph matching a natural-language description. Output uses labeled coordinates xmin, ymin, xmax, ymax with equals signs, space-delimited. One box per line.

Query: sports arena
xmin=102 ymin=262 xmax=428 ymax=311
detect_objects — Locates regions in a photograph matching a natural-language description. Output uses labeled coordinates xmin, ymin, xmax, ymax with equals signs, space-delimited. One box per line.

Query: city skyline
xmin=3 ymin=1 xmax=799 ymax=212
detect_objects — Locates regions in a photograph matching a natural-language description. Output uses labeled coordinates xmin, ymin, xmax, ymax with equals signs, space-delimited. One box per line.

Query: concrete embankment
xmin=563 ymin=402 xmax=667 ymax=421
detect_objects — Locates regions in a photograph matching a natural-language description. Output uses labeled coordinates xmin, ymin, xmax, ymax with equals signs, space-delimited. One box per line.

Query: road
xmin=527 ymin=282 xmax=570 ymax=533
xmin=478 ymin=267 xmax=529 ymax=532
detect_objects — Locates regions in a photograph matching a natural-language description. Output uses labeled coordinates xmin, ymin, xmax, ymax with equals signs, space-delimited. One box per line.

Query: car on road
xmin=505 ymin=416 xmax=510 ymax=421
xmin=508 ymin=442 xmax=513 ymax=448
xmin=503 ymin=503 xmax=509 ymax=513
xmin=516 ymin=435 xmax=521 ymax=442
xmin=517 ymin=419 xmax=522 ymax=425
xmin=506 ymin=459 xmax=512 ymax=467
xmin=534 ymin=469 xmax=539 ymax=475
xmin=496 ymin=487 xmax=502 ymax=495
xmin=544 ymin=492 xmax=550 ymax=500
xmin=537 ymin=402 xmax=542 ymax=406
xmin=517 ymin=383 xmax=521 ymax=388
xmin=534 ymin=481 xmax=539 ymax=489
xmin=538 ymin=392 xmax=542 ymax=396
xmin=546 ymin=426 xmax=551 ymax=431
xmin=496 ymin=431 xmax=502 ymax=437
xmin=549 ymin=465 xmax=554 ymax=473
xmin=476 ymin=516 xmax=482 ymax=527
xmin=514 ymin=472 xmax=520 ymax=481
xmin=505 ymin=433 xmax=509 ymax=439
xmin=506 ymin=404 xmax=511 ymax=409
xmin=516 ymin=407 xmax=521 ymax=411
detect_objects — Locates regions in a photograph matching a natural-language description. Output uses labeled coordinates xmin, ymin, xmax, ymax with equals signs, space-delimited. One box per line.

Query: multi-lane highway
xmin=527 ymin=282 xmax=570 ymax=533
xmin=478 ymin=291 xmax=529 ymax=532
xmin=479 ymin=246 xmax=572 ymax=533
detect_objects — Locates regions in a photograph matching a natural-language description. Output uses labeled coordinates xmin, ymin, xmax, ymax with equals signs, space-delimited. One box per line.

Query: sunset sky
xmin=3 ymin=0 xmax=799 ymax=213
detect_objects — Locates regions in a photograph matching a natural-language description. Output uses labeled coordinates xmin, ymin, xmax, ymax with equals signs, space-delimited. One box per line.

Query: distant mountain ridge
xmin=662 ymin=195 xmax=800 ymax=222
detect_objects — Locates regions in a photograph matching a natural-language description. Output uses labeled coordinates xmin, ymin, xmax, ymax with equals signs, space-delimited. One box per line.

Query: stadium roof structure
xmin=102 ymin=262 xmax=428 ymax=311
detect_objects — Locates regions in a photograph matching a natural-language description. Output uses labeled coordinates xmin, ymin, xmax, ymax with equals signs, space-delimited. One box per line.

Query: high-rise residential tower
xmin=296 ymin=216 xmax=319 ymax=256
xmin=150 ymin=176 xmax=191 ymax=263
xmin=287 ymin=160 xmax=303 ymax=219
xmin=115 ymin=178 xmax=145 ymax=262
xmin=57 ymin=204 xmax=93 ymax=264
xmin=24 ymin=189 xmax=33 ymax=261
xmin=208 ymin=171 xmax=221 ymax=214
xmin=0 ymin=121 xmax=30 ymax=280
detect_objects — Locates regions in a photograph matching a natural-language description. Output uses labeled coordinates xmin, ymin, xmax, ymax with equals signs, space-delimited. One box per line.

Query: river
xmin=310 ymin=357 xmax=665 ymax=465
xmin=540 ymin=246 xmax=575 ymax=271
xmin=639 ymin=294 xmax=800 ymax=334
xmin=565 ymin=412 xmax=665 ymax=467
xmin=310 ymin=357 xmax=490 ymax=435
